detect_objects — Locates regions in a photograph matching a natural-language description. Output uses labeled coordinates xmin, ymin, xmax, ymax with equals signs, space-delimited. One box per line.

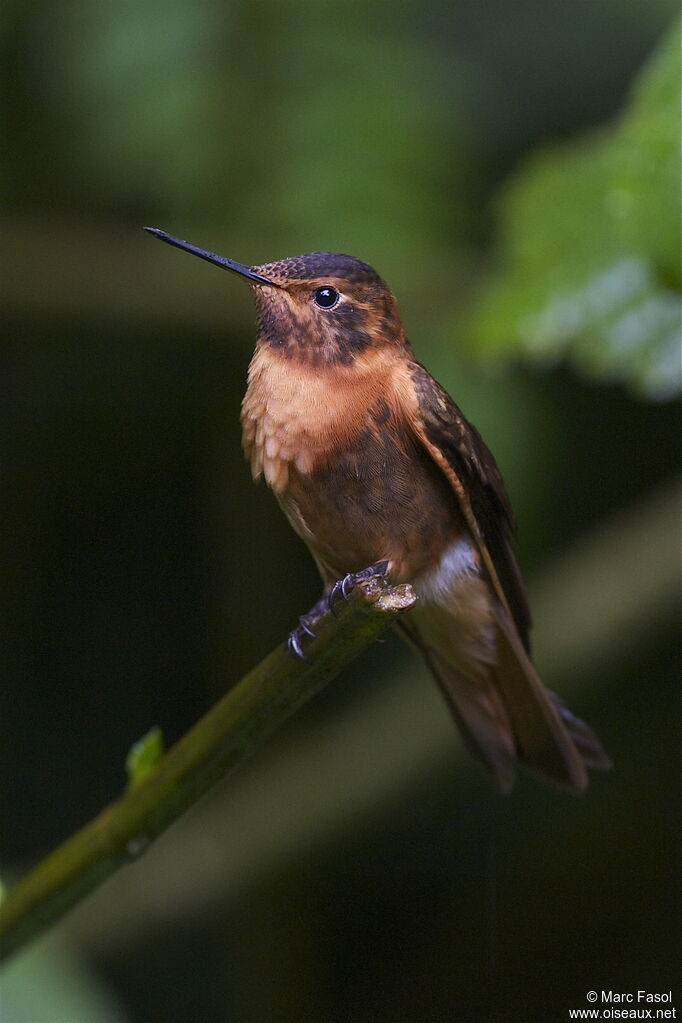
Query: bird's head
xmin=144 ymin=229 xmax=409 ymax=366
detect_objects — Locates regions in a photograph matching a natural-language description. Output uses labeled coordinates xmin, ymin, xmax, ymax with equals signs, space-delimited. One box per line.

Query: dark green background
xmin=1 ymin=2 xmax=679 ymax=1021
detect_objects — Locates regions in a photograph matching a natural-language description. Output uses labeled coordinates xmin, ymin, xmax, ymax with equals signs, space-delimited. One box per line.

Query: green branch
xmin=0 ymin=576 xmax=416 ymax=963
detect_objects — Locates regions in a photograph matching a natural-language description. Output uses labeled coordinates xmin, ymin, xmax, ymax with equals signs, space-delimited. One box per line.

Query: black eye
xmin=313 ymin=286 xmax=339 ymax=309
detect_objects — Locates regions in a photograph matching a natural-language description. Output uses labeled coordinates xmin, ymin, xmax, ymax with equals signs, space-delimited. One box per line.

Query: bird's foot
xmin=287 ymin=595 xmax=329 ymax=661
xmin=287 ymin=562 xmax=390 ymax=660
xmin=327 ymin=561 xmax=390 ymax=615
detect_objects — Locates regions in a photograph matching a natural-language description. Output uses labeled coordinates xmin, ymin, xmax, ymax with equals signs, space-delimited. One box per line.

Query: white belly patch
xmin=414 ymin=538 xmax=480 ymax=604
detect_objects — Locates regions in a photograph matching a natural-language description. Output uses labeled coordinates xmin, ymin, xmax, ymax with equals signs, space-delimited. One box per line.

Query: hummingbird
xmin=144 ymin=227 xmax=610 ymax=793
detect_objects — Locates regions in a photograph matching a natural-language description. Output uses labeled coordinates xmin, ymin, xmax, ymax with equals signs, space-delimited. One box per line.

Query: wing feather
xmin=406 ymin=361 xmax=531 ymax=648
xmin=401 ymin=361 xmax=609 ymax=791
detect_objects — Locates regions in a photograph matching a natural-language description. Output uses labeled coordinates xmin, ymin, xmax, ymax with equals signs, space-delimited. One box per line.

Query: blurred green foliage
xmin=0 ymin=929 xmax=126 ymax=1022
xmin=468 ymin=18 xmax=681 ymax=398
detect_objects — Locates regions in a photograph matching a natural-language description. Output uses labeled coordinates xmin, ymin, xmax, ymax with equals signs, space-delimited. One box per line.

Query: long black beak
xmin=144 ymin=227 xmax=275 ymax=286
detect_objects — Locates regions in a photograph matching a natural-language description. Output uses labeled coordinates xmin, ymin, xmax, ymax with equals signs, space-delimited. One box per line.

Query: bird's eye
xmin=312 ymin=286 xmax=339 ymax=309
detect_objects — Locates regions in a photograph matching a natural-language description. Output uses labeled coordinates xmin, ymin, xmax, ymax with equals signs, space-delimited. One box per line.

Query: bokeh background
xmin=1 ymin=2 xmax=680 ymax=1021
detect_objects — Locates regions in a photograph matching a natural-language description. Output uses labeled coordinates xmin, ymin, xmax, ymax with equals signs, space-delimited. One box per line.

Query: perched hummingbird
xmin=145 ymin=227 xmax=610 ymax=793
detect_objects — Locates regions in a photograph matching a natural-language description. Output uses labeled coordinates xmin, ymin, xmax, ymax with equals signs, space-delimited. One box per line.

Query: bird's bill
xmin=143 ymin=227 xmax=275 ymax=286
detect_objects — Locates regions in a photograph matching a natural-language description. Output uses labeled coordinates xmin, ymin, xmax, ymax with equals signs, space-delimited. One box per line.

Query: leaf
xmin=468 ymin=18 xmax=681 ymax=400
xmin=125 ymin=726 xmax=164 ymax=789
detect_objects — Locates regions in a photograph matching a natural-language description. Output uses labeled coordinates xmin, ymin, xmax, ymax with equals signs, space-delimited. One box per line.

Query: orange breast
xmin=241 ymin=346 xmax=465 ymax=584
xmin=241 ymin=344 xmax=392 ymax=491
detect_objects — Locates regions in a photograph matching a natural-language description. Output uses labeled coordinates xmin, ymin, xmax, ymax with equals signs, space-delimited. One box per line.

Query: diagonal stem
xmin=0 ymin=576 xmax=416 ymax=963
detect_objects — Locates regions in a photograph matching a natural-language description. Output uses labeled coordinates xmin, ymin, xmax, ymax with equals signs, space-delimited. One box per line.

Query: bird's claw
xmin=327 ymin=560 xmax=390 ymax=616
xmin=287 ymin=613 xmax=317 ymax=661
xmin=287 ymin=596 xmax=329 ymax=661
xmin=287 ymin=628 xmax=307 ymax=661
xmin=288 ymin=562 xmax=389 ymax=659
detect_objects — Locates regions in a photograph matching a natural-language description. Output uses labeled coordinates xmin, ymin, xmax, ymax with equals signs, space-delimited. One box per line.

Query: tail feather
xmin=419 ymin=642 xmax=518 ymax=794
xmin=398 ymin=605 xmax=610 ymax=794
xmin=549 ymin=691 xmax=613 ymax=772
xmin=493 ymin=607 xmax=589 ymax=791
